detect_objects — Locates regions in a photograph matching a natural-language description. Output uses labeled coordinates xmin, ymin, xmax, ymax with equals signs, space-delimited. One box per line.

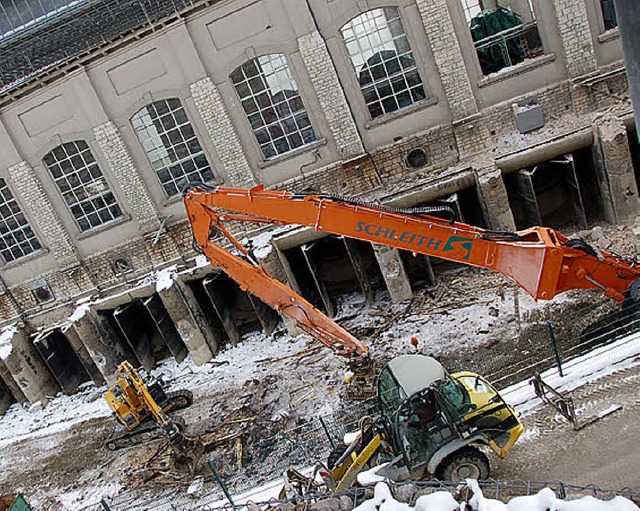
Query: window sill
xmin=0 ymin=248 xmax=49 ymax=269
xmin=257 ymin=138 xmax=327 ymax=169
xmin=598 ymin=28 xmax=619 ymax=44
xmin=364 ymin=97 xmax=438 ymax=129
xmin=161 ymin=177 xmax=224 ymax=207
xmin=477 ymin=54 xmax=556 ymax=88
xmin=76 ymin=214 xmax=131 ymax=240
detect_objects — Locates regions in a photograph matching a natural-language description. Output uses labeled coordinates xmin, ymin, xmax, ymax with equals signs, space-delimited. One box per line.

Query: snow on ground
xmin=348 ymin=481 xmax=640 ymax=511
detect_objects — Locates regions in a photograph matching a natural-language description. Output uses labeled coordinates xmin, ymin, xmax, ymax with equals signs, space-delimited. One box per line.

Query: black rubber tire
xmin=106 ymin=441 xmax=117 ymax=451
xmin=435 ymin=447 xmax=490 ymax=481
xmin=327 ymin=444 xmax=347 ymax=470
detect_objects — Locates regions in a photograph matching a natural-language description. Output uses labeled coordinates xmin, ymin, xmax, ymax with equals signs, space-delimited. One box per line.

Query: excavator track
xmin=104 ymin=390 xmax=193 ymax=451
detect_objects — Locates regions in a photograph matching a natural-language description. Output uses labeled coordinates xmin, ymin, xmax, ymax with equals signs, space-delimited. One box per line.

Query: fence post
xmin=547 ymin=320 xmax=564 ymax=377
xmin=208 ymin=461 xmax=237 ymax=511
xmin=99 ymin=499 xmax=112 ymax=511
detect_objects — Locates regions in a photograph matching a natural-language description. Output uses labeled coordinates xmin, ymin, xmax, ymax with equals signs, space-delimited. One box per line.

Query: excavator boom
xmin=184 ymin=184 xmax=640 ymax=302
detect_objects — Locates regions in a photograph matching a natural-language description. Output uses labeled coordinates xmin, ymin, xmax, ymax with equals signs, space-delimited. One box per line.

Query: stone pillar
xmin=8 ymin=161 xmax=78 ymax=268
xmin=93 ymin=121 xmax=160 ymax=233
xmin=190 ymin=77 xmax=255 ymax=187
xmin=70 ymin=310 xmax=122 ymax=380
xmin=0 ymin=326 xmax=59 ymax=405
xmin=415 ymin=0 xmax=477 ymax=120
xmin=476 ymin=164 xmax=516 ymax=231
xmin=593 ymin=117 xmax=640 ymax=224
xmin=373 ymin=245 xmax=413 ymax=303
xmin=158 ymin=281 xmax=216 ymax=365
xmin=298 ymin=31 xmax=364 ymax=158
xmin=62 ymin=326 xmax=105 ymax=386
xmin=0 ymin=358 xmax=27 ymax=404
xmin=550 ymin=0 xmax=597 ymax=77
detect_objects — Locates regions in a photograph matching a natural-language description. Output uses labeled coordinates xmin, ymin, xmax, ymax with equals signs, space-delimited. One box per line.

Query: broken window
xmin=0 ymin=178 xmax=41 ymax=263
xmin=230 ymin=54 xmax=317 ymax=160
xmin=29 ymin=278 xmax=54 ymax=304
xmin=43 ymin=141 xmax=122 ymax=231
xmin=131 ymin=99 xmax=213 ymax=197
xmin=341 ymin=7 xmax=426 ymax=119
xmin=600 ymin=0 xmax=617 ymax=30
xmin=464 ymin=0 xmax=544 ymax=76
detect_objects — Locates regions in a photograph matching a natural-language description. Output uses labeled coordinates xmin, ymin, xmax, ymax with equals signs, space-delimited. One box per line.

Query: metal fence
xmin=78 ymin=293 xmax=640 ymax=510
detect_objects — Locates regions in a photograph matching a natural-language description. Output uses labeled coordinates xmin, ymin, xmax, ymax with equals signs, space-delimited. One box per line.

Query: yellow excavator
xmin=103 ymin=361 xmax=204 ymax=472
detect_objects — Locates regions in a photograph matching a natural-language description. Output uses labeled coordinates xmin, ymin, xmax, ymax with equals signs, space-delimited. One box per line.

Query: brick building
xmin=0 ymin=0 xmax=636 ymax=413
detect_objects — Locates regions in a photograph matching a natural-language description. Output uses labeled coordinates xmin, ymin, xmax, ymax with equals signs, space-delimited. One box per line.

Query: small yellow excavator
xmin=104 ymin=361 xmax=204 ymax=472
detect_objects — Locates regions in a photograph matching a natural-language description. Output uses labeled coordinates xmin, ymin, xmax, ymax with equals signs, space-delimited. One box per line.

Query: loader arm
xmin=184 ymin=184 xmax=640 ymax=302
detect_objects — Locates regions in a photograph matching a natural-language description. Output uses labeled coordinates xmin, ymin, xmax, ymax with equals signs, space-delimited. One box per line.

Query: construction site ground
xmin=1 ymin=224 xmax=639 ymax=509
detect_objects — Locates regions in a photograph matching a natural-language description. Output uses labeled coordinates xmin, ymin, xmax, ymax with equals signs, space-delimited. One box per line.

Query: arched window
xmin=230 ymin=54 xmax=317 ymax=160
xmin=341 ymin=8 xmax=426 ymax=119
xmin=131 ymin=98 xmax=213 ymax=197
xmin=43 ymin=141 xmax=122 ymax=232
xmin=0 ymin=179 xmax=41 ymax=262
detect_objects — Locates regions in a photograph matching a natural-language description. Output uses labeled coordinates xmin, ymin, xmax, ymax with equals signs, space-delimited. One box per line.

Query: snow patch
xmin=0 ymin=324 xmax=18 ymax=359
xmin=156 ymin=264 xmax=178 ymax=292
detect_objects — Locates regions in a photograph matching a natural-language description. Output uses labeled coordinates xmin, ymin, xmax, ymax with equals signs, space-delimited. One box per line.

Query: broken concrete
xmin=372 ymin=245 xmax=413 ymax=303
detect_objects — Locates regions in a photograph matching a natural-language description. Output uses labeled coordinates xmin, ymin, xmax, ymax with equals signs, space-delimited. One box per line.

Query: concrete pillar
xmin=93 ymin=121 xmax=160 ymax=233
xmin=298 ymin=31 xmax=364 ymax=158
xmin=550 ymin=0 xmax=597 ymax=77
xmin=0 ymin=358 xmax=27 ymax=405
xmin=476 ymin=165 xmax=517 ymax=231
xmin=415 ymin=0 xmax=477 ymax=120
xmin=593 ymin=116 xmax=640 ymax=224
xmin=373 ymin=245 xmax=413 ymax=303
xmin=70 ymin=310 xmax=122 ymax=380
xmin=60 ymin=326 xmax=105 ymax=386
xmin=190 ymin=77 xmax=255 ymax=187
xmin=8 ymin=161 xmax=78 ymax=268
xmin=0 ymin=326 xmax=59 ymax=405
xmin=159 ymin=281 xmax=216 ymax=365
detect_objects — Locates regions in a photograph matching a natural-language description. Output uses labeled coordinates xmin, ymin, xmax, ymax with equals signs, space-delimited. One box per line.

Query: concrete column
xmin=8 ymin=161 xmax=78 ymax=268
xmin=592 ymin=117 xmax=640 ymax=224
xmin=298 ymin=31 xmax=364 ymax=158
xmin=93 ymin=121 xmax=160 ymax=233
xmin=159 ymin=281 xmax=216 ymax=365
xmin=550 ymin=0 xmax=597 ymax=77
xmin=190 ymin=77 xmax=255 ymax=187
xmin=70 ymin=310 xmax=122 ymax=380
xmin=0 ymin=326 xmax=59 ymax=405
xmin=61 ymin=325 xmax=105 ymax=386
xmin=476 ymin=164 xmax=517 ymax=231
xmin=373 ymin=245 xmax=413 ymax=303
xmin=415 ymin=0 xmax=477 ymax=120
xmin=0 ymin=357 xmax=27 ymax=405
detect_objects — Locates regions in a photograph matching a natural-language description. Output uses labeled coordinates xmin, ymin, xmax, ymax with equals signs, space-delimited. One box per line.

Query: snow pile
xmin=156 ymin=264 xmax=179 ymax=292
xmin=0 ymin=324 xmax=17 ymax=359
xmin=351 ymin=481 xmax=639 ymax=511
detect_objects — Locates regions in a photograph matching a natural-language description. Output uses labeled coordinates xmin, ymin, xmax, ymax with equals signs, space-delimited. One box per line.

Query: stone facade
xmin=551 ymin=0 xmax=598 ymax=77
xmin=298 ymin=31 xmax=364 ymax=159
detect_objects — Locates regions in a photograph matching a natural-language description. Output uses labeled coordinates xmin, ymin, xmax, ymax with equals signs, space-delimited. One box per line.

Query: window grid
xmin=341 ymin=8 xmax=426 ymax=119
xmin=460 ymin=0 xmax=483 ymax=22
xmin=0 ymin=179 xmax=41 ymax=263
xmin=43 ymin=141 xmax=122 ymax=232
xmin=131 ymin=98 xmax=213 ymax=197
xmin=230 ymin=54 xmax=317 ymax=160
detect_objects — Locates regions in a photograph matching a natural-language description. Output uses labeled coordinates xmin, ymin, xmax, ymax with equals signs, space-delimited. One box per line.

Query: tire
xmin=436 ymin=447 xmax=490 ymax=481
xmin=106 ymin=441 xmax=117 ymax=451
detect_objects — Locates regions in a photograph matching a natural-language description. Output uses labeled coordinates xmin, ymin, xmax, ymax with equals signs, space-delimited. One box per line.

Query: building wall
xmin=0 ymin=0 xmax=635 ymax=403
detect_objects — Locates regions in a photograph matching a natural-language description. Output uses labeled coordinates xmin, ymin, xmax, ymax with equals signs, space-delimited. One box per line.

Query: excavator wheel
xmin=167 ymin=389 xmax=194 ymax=411
xmin=435 ymin=446 xmax=490 ymax=481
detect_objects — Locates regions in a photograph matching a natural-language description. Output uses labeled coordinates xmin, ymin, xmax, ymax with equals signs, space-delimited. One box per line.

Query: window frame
xmin=229 ymin=53 xmax=319 ymax=162
xmin=42 ymin=140 xmax=124 ymax=234
xmin=339 ymin=6 xmax=429 ymax=121
xmin=130 ymin=97 xmax=215 ymax=199
xmin=0 ymin=178 xmax=43 ymax=264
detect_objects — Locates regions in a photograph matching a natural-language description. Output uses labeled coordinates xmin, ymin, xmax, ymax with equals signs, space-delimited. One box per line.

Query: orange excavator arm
xmin=184 ymin=183 xmax=640 ymax=303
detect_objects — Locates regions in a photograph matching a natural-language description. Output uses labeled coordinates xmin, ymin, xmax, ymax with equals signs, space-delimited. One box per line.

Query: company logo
xmin=355 ymin=222 xmax=474 ymax=260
